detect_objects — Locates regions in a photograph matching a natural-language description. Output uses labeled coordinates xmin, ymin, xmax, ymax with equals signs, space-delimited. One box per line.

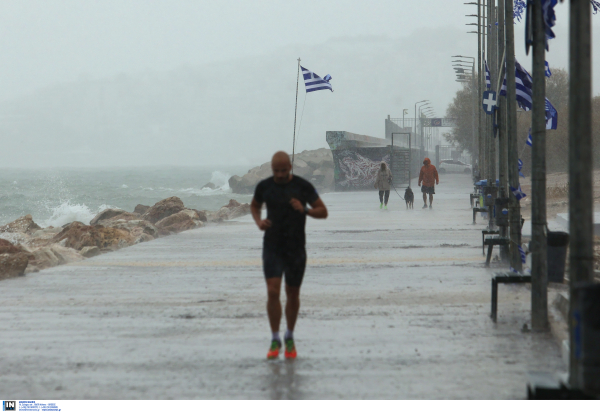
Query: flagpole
xmin=292 ymin=58 xmax=301 ymax=172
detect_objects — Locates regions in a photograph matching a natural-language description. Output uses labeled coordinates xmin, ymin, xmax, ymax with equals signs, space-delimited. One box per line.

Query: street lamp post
xmin=414 ymin=100 xmax=428 ymax=151
xmin=417 ymin=102 xmax=431 ymax=151
xmin=453 ymin=55 xmax=476 ymax=173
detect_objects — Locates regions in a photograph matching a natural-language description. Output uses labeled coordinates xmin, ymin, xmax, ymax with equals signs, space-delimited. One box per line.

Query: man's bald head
xmin=271 ymin=151 xmax=292 ymax=183
xmin=272 ymin=151 xmax=291 ymax=167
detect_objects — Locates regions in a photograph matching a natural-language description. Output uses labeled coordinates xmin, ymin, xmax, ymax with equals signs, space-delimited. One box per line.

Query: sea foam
xmin=43 ymin=202 xmax=115 ymax=228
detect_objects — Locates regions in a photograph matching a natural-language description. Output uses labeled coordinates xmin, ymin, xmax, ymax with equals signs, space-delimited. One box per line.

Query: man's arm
xmin=434 ymin=168 xmax=439 ymax=184
xmin=289 ymin=197 xmax=328 ymax=219
xmin=418 ymin=169 xmax=423 ymax=186
xmin=251 ymin=198 xmax=271 ymax=230
xmin=308 ymin=197 xmax=328 ymax=219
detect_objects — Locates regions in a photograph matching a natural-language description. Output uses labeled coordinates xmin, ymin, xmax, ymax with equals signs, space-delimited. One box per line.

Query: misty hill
xmin=0 ymin=27 xmax=470 ymax=168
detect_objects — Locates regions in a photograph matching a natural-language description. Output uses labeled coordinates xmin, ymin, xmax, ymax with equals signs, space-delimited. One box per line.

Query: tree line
xmin=444 ymin=68 xmax=600 ymax=176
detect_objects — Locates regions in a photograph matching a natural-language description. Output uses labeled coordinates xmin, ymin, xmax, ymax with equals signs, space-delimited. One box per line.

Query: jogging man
xmin=251 ymin=151 xmax=328 ymax=359
xmin=418 ymin=157 xmax=439 ymax=209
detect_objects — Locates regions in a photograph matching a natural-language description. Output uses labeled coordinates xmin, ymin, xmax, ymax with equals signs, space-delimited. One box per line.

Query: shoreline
xmin=0 ymin=196 xmax=252 ymax=281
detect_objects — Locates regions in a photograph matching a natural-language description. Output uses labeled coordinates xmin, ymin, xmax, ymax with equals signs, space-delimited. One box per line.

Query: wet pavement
xmin=0 ymin=173 xmax=565 ymax=399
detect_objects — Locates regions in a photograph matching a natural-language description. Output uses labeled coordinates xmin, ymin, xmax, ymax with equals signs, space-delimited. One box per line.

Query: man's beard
xmin=274 ymin=173 xmax=290 ymax=184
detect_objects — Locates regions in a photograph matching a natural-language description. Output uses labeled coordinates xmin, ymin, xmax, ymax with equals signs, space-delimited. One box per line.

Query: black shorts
xmin=421 ymin=185 xmax=435 ymax=195
xmin=263 ymin=248 xmax=307 ymax=287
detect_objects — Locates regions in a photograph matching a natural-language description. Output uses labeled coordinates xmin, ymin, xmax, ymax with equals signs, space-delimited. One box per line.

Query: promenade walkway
xmin=0 ymin=174 xmax=564 ymax=399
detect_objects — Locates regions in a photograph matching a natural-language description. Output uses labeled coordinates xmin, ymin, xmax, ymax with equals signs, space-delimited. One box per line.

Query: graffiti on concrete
xmin=334 ymin=149 xmax=390 ymax=190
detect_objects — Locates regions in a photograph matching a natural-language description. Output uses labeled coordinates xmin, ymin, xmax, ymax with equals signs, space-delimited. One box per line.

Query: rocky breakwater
xmin=0 ymin=196 xmax=252 ymax=281
xmin=228 ymin=148 xmax=334 ymax=194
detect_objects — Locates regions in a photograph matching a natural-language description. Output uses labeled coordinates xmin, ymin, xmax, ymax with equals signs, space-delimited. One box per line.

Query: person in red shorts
xmin=418 ymin=157 xmax=439 ymax=209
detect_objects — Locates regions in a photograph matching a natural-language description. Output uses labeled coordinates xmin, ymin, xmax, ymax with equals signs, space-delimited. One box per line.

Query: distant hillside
xmin=0 ymin=27 xmax=470 ymax=168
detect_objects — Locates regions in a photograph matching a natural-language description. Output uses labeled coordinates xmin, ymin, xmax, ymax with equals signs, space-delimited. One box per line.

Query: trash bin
xmin=547 ymin=231 xmax=569 ymax=283
xmin=573 ymin=283 xmax=600 ymax=397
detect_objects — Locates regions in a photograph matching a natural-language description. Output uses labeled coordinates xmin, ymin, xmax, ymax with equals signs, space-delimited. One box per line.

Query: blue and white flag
xmin=526 ymin=128 xmax=533 ymax=147
xmin=545 ymin=61 xmax=552 ymax=77
xmin=593 ymin=1 xmax=600 ymax=15
xmin=511 ymin=184 xmax=527 ymax=201
xmin=526 ymin=0 xmax=557 ymax=51
xmin=514 ymin=0 xmax=527 ymax=22
xmin=518 ymin=245 xmax=527 ymax=264
xmin=545 ymin=97 xmax=558 ymax=130
xmin=500 ymin=60 xmax=533 ymax=112
xmin=518 ymin=159 xmax=525 ymax=177
xmin=301 ymin=66 xmax=333 ymax=93
xmin=485 ymin=60 xmax=491 ymax=90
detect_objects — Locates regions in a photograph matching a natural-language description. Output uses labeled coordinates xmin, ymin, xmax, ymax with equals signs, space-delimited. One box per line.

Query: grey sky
xmin=0 ymin=1 xmax=598 ymax=168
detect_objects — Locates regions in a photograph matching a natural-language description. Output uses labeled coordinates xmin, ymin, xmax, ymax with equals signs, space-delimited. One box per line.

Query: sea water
xmin=0 ymin=166 xmax=253 ymax=228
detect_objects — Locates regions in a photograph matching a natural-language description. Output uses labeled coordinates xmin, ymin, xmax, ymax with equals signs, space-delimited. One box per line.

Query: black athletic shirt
xmin=253 ymin=175 xmax=319 ymax=252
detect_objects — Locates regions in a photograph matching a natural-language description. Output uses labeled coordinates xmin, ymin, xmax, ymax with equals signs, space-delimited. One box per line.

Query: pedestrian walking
xmin=374 ymin=162 xmax=393 ymax=210
xmin=418 ymin=157 xmax=439 ymax=209
xmin=250 ymin=151 xmax=328 ymax=360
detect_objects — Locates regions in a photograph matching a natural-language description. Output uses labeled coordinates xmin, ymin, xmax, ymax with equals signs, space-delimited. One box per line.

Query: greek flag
xmin=526 ymin=0 xmax=557 ymax=51
xmin=510 ymin=184 xmax=527 ymax=201
xmin=518 ymin=159 xmax=525 ymax=177
xmin=526 ymin=128 xmax=532 ymax=147
xmin=301 ymin=66 xmax=333 ymax=93
xmin=545 ymin=61 xmax=552 ymax=77
xmin=485 ymin=60 xmax=491 ymax=89
xmin=545 ymin=98 xmax=558 ymax=130
xmin=500 ymin=59 xmax=532 ymax=111
xmin=514 ymin=0 xmax=526 ymax=22
xmin=518 ymin=245 xmax=527 ymax=264
xmin=593 ymin=1 xmax=600 ymax=15
xmin=500 ymin=60 xmax=533 ymax=112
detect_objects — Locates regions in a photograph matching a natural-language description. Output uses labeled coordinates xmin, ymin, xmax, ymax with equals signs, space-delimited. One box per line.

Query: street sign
xmin=482 ymin=91 xmax=497 ymax=115
xmin=420 ymin=118 xmax=457 ymax=127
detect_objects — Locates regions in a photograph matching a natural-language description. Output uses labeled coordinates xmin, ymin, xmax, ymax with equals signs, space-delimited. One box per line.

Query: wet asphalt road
xmin=0 ymin=173 xmax=565 ymax=399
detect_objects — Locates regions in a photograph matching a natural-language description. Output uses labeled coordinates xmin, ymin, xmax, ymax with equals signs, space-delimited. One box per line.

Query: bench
xmin=481 ymin=230 xmax=500 ymax=255
xmin=473 ymin=207 xmax=488 ymax=224
xmin=484 ymin=236 xmax=510 ymax=266
xmin=491 ymin=272 xmax=532 ymax=322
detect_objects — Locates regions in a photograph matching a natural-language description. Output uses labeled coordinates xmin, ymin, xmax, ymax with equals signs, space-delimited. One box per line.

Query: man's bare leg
xmin=266 ymin=277 xmax=282 ymax=334
xmin=284 ymin=284 xmax=300 ymax=358
xmin=285 ymin=284 xmax=300 ymax=332
xmin=422 ymin=193 xmax=427 ymax=206
xmin=429 ymin=194 xmax=434 ymax=207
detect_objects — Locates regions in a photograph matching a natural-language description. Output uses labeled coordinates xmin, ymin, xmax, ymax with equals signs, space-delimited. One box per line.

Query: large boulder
xmin=30 ymin=245 xmax=85 ymax=270
xmin=0 ymin=253 xmax=29 ymax=280
xmin=92 ymin=212 xmax=141 ymax=226
xmin=192 ymin=210 xmax=208 ymax=222
xmin=52 ymin=221 xmax=135 ymax=251
xmin=155 ymin=210 xmax=203 ymax=233
xmin=0 ymin=239 xmax=25 ymax=254
xmin=90 ymin=208 xmax=128 ymax=225
xmin=228 ymin=175 xmax=244 ymax=193
xmin=228 ymin=203 xmax=251 ymax=220
xmin=0 ymin=215 xmax=42 ymax=235
xmin=101 ymin=219 xmax=159 ymax=239
xmin=27 ymin=227 xmax=65 ymax=248
xmin=141 ymin=197 xmax=185 ymax=224
xmin=133 ymin=204 xmax=150 ymax=215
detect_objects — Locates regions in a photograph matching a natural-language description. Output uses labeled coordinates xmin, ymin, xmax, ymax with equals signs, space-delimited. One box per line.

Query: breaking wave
xmin=178 ymin=171 xmax=231 ymax=196
xmin=43 ymin=202 xmax=116 ymax=228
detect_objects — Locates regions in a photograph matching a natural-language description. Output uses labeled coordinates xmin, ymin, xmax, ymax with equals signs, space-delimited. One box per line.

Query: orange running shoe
xmin=284 ymin=338 xmax=297 ymax=359
xmin=267 ymin=339 xmax=282 ymax=359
